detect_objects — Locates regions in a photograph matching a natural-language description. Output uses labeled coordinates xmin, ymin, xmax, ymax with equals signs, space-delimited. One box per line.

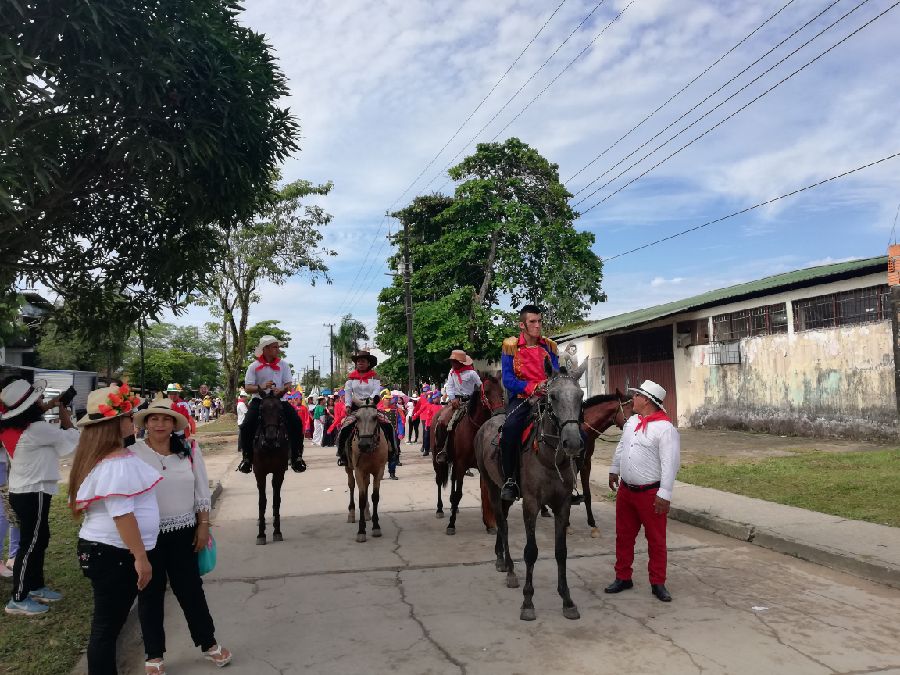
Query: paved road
xmin=129 ymin=442 xmax=900 ymax=675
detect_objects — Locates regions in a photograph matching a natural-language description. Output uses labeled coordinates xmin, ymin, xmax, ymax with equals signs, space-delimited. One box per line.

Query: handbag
xmin=197 ymin=533 xmax=216 ymax=576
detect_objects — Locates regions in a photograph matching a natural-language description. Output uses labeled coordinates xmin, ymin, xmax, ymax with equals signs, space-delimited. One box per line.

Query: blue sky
xmin=165 ymin=0 xmax=900 ymax=377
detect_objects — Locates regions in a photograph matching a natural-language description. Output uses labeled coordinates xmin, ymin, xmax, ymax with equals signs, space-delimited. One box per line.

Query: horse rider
xmin=434 ymin=349 xmax=482 ymax=464
xmin=237 ymin=335 xmax=306 ymax=474
xmin=498 ymin=304 xmax=559 ymax=502
xmin=336 ymin=350 xmax=399 ymax=468
xmin=605 ymin=380 xmax=681 ymax=603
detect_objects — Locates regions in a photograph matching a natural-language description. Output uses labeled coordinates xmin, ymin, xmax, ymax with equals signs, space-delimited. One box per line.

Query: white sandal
xmin=145 ymin=660 xmax=165 ymax=674
xmin=204 ymin=644 xmax=232 ymax=668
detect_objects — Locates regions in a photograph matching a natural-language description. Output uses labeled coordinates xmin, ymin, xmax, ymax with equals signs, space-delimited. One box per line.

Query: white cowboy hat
xmin=627 ymin=380 xmax=667 ymax=413
xmin=0 ymin=379 xmax=46 ymax=420
xmin=133 ymin=396 xmax=188 ymax=432
xmin=254 ymin=335 xmax=282 ymax=357
xmin=165 ymin=383 xmax=182 ymax=394
xmin=448 ymin=349 xmax=474 ymax=366
xmin=77 ymin=383 xmax=144 ymax=427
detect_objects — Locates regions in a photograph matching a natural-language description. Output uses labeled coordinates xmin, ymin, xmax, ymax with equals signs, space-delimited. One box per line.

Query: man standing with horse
xmin=499 ymin=305 xmax=559 ymax=502
xmin=237 ymin=336 xmax=306 ymax=474
xmin=434 ymin=349 xmax=482 ymax=465
xmin=336 ymin=350 xmax=400 ymax=469
xmin=605 ymin=380 xmax=681 ymax=602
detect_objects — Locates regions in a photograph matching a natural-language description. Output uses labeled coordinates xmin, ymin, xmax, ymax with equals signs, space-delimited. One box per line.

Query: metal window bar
xmin=793 ymin=285 xmax=889 ymax=331
xmin=708 ymin=341 xmax=741 ymax=365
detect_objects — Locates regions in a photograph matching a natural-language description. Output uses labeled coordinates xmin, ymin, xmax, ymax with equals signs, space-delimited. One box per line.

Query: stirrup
xmin=236 ymin=457 xmax=252 ymax=473
xmin=144 ymin=660 xmax=165 ymax=674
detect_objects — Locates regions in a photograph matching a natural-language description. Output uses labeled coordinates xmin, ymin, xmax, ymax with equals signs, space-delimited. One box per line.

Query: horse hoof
xmin=435 ymin=512 xmax=444 ymax=519
xmin=566 ymin=526 xmax=574 ymax=535
xmin=347 ymin=514 xmax=355 ymax=523
xmin=495 ymin=560 xmax=506 ymax=572
xmin=486 ymin=527 xmax=497 ymax=535
xmin=273 ymin=533 xmax=283 ymax=542
xmin=372 ymin=528 xmax=382 ymax=538
xmin=356 ymin=533 xmax=366 ymax=543
xmin=507 ymin=575 xmax=519 ymax=589
xmin=563 ymin=606 xmax=581 ymax=620
xmin=446 ymin=527 xmax=455 ymax=536
xmin=520 ymin=607 xmax=536 ymax=621
xmin=590 ymin=527 xmax=600 ymax=538
xmin=256 ymin=536 xmax=266 ymax=546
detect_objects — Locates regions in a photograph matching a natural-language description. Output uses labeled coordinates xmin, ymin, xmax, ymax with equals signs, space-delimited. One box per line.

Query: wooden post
xmin=888 ymin=246 xmax=900 ymax=413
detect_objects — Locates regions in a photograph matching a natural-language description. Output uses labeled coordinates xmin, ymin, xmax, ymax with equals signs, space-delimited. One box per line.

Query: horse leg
xmin=272 ymin=471 xmax=284 ymax=542
xmin=520 ymin=501 xmax=539 ymax=621
xmin=371 ymin=475 xmax=382 ymax=538
xmin=356 ymin=471 xmax=368 ymax=543
xmin=435 ymin=482 xmax=444 ymax=519
xmin=255 ymin=470 xmax=267 ymax=545
xmin=555 ymin=500 xmax=580 ymax=619
xmin=582 ymin=458 xmax=599 ymax=538
xmin=480 ymin=477 xmax=497 ymax=534
xmin=501 ymin=499 xmax=518 ymax=589
xmin=446 ymin=475 xmax=462 ymax=535
xmin=540 ymin=505 xmax=552 ymax=518
xmin=346 ymin=468 xmax=356 ymax=523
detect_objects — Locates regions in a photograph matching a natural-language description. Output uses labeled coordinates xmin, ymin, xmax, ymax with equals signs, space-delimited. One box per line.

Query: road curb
xmin=70 ymin=479 xmax=225 ymax=675
xmin=668 ymin=505 xmax=900 ymax=591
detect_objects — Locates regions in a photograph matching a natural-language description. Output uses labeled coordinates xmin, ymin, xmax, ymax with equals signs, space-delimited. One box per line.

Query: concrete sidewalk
xmin=665 ymin=481 xmax=900 ymax=590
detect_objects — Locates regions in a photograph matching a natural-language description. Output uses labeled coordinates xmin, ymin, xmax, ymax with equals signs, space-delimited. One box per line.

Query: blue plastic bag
xmin=197 ymin=533 xmax=216 ymax=576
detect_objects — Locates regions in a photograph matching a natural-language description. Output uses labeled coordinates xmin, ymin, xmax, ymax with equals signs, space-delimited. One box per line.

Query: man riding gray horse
xmin=237 ymin=336 xmax=305 ymax=474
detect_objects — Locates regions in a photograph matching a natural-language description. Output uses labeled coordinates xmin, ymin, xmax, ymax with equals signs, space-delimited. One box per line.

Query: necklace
xmin=148 ymin=442 xmax=172 ymax=471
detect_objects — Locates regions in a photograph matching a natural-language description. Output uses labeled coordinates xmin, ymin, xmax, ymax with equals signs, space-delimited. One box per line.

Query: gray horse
xmin=475 ymin=356 xmax=588 ymax=621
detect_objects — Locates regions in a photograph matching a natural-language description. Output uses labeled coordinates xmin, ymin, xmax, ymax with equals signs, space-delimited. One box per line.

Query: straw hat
xmin=254 ymin=335 xmax=282 ymax=357
xmin=627 ymin=380 xmax=667 ymax=413
xmin=133 ymin=396 xmax=188 ymax=432
xmin=77 ymin=384 xmax=144 ymax=427
xmin=448 ymin=349 xmax=473 ymax=366
xmin=0 ymin=379 xmax=46 ymax=420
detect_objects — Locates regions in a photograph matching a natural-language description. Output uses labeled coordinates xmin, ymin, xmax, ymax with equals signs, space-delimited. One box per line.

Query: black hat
xmin=351 ymin=349 xmax=378 ymax=368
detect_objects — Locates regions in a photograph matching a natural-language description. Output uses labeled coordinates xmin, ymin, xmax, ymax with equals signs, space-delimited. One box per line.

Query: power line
xmin=601 ymin=150 xmax=900 ymax=262
xmin=573 ymin=0 xmax=864 ymax=206
xmin=564 ymin=0 xmax=799 ymax=185
xmin=579 ymin=0 xmax=894 ymax=215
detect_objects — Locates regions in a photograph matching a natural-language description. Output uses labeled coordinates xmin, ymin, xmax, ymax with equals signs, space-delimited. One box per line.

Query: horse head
xmin=472 ymin=373 xmax=504 ymax=419
xmin=259 ymin=392 xmax=285 ymax=450
xmin=614 ymin=388 xmax=635 ymax=428
xmin=540 ymin=357 xmax=585 ymax=458
xmin=353 ymin=400 xmax=379 ymax=453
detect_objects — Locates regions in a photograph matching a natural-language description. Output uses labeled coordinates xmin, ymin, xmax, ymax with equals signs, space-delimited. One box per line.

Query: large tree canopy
xmin=375 ymin=138 xmax=604 ymax=384
xmin=0 ymin=0 xmax=298 ymax=324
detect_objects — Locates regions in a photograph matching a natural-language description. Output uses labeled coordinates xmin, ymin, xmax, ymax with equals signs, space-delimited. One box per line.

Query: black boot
xmin=500 ymin=478 xmax=519 ymax=502
xmin=237 ymin=450 xmax=252 ymax=474
xmin=290 ymin=445 xmax=306 ymax=473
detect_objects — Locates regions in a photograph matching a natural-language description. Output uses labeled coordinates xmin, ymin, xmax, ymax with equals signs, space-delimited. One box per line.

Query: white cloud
xmin=650 ymin=276 xmax=684 ymax=287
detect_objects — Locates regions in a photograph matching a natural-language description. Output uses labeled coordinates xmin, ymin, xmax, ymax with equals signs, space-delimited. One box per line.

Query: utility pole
xmin=402 ymin=217 xmax=416 ymax=394
xmin=323 ymin=323 xmax=335 ymax=390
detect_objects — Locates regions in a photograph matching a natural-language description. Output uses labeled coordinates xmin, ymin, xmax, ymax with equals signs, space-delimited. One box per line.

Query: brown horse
xmin=431 ymin=375 xmax=504 ymax=535
xmin=253 ymin=393 xmax=290 ymax=545
xmin=345 ymin=400 xmax=390 ymax=543
xmin=475 ymin=358 xmax=588 ymax=621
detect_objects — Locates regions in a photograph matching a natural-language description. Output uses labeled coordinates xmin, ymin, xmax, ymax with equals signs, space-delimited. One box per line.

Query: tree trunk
xmin=469 ymin=229 xmax=500 ymax=343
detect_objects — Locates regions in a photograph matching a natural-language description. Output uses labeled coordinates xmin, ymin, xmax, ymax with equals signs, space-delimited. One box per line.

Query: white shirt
xmin=444 ymin=369 xmax=482 ymax=400
xmin=7 ymin=422 xmax=79 ymax=495
xmin=610 ymin=415 xmax=681 ymax=502
xmin=236 ymin=401 xmax=249 ymax=426
xmin=344 ymin=375 xmax=382 ymax=407
xmin=77 ymin=453 xmax=162 ymax=550
xmin=132 ymin=440 xmax=211 ymax=533
xmin=244 ymin=359 xmax=293 ymax=399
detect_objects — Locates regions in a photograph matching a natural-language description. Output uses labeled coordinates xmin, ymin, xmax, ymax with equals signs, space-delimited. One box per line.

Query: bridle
xmin=583 ymin=397 xmax=633 ymax=442
xmin=352 ymin=404 xmax=382 ymax=453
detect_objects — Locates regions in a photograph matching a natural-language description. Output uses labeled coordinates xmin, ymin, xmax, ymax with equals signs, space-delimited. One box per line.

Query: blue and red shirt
xmin=500 ymin=333 xmax=560 ymax=398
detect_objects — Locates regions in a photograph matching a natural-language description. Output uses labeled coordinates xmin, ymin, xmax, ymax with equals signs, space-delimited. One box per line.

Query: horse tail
xmin=434 ymin=457 xmax=449 ymax=488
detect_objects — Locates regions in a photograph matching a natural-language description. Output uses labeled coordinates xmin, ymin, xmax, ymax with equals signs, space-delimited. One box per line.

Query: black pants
xmin=409 ymin=418 xmax=420 ymax=443
xmin=8 ymin=491 xmax=51 ymax=602
xmin=500 ymin=399 xmax=532 ymax=481
xmin=138 ymin=526 xmax=216 ymax=659
xmin=80 ymin=539 xmax=139 ymax=675
xmin=240 ymin=398 xmax=304 ymax=457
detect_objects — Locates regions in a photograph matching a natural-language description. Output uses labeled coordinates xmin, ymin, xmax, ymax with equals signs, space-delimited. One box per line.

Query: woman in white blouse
xmin=132 ymin=398 xmax=231 ymax=672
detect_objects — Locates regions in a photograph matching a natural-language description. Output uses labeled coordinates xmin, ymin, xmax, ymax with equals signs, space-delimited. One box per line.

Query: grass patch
xmin=679 ymin=450 xmax=900 ymax=527
xmin=0 ymin=485 xmax=92 ymax=675
xmin=194 ymin=417 xmax=238 ymax=435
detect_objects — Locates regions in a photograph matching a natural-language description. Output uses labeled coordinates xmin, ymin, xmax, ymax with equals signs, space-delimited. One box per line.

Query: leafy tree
xmin=201 ymin=178 xmax=335 ymax=411
xmin=330 ymin=315 xmax=369 ymax=376
xmin=300 ymin=369 xmax=326 ymax=391
xmin=375 ymin=139 xmax=604 ymax=380
xmin=245 ymin=320 xmax=291 ymax=364
xmin=35 ymin=318 xmax=104 ymax=372
xmin=125 ymin=348 xmax=219 ymax=394
xmin=0 ymin=0 xmax=298 ymax=327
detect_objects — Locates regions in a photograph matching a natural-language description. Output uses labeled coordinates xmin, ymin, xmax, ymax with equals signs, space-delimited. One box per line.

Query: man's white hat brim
xmin=626 ymin=385 xmax=667 ymax=413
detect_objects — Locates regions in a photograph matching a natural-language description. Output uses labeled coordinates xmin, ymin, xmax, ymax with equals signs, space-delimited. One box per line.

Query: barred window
xmin=793 ymin=285 xmax=890 ymax=331
xmin=713 ymin=303 xmax=786 ymax=340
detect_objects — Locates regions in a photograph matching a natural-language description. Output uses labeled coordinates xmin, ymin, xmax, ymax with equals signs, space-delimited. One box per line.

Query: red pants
xmin=614 ymin=485 xmax=668 ymax=585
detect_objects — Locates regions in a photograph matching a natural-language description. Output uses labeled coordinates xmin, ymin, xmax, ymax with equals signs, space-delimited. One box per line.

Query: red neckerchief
xmin=634 ymin=411 xmax=671 ymax=434
xmin=0 ymin=428 xmax=25 ymax=459
xmin=451 ymin=363 xmax=475 ymax=383
xmin=347 ymin=369 xmax=377 ymax=384
xmin=255 ymin=355 xmax=281 ymax=371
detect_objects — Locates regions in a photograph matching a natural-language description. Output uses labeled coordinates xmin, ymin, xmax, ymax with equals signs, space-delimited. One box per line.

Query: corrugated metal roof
xmin=555 ymin=255 xmax=887 ymax=341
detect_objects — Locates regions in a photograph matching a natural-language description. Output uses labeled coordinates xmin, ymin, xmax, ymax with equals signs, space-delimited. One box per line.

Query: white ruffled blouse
xmin=132 ymin=439 xmax=211 ymax=533
xmin=76 ymin=452 xmax=162 ymax=550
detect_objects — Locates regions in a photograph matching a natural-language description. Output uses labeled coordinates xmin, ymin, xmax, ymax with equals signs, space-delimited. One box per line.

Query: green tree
xmin=245 ymin=320 xmax=291 ymax=364
xmin=201 ymin=178 xmax=335 ymax=411
xmin=35 ymin=318 xmax=103 ymax=372
xmin=300 ymin=369 xmax=325 ymax=391
xmin=330 ymin=315 xmax=369 ymax=377
xmin=0 ymin=0 xmax=298 ymax=328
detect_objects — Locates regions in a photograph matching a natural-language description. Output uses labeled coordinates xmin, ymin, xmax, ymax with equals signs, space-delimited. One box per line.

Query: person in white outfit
xmin=336 ymin=350 xmax=398 ymax=466
xmin=435 ymin=350 xmax=482 ymax=464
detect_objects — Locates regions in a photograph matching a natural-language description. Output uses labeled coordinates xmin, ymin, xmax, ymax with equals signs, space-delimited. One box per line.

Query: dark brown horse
xmin=253 ymin=393 xmax=290 ymax=545
xmin=432 ymin=375 xmax=504 ymax=535
xmin=345 ymin=400 xmax=390 ymax=543
xmin=475 ymin=358 xmax=588 ymax=621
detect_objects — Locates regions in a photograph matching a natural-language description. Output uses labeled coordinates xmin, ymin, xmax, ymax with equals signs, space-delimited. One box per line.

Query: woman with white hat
xmin=69 ymin=383 xmax=162 ymax=672
xmin=0 ymin=378 xmax=79 ymax=616
xmin=132 ymin=397 xmax=231 ymax=671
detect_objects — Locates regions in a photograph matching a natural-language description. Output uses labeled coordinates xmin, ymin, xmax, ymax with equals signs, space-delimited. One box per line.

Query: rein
xmin=583 ymin=399 xmax=630 ymax=443
xmin=532 ymin=375 xmax=584 ymax=493
xmin=468 ymin=385 xmax=504 ymax=430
